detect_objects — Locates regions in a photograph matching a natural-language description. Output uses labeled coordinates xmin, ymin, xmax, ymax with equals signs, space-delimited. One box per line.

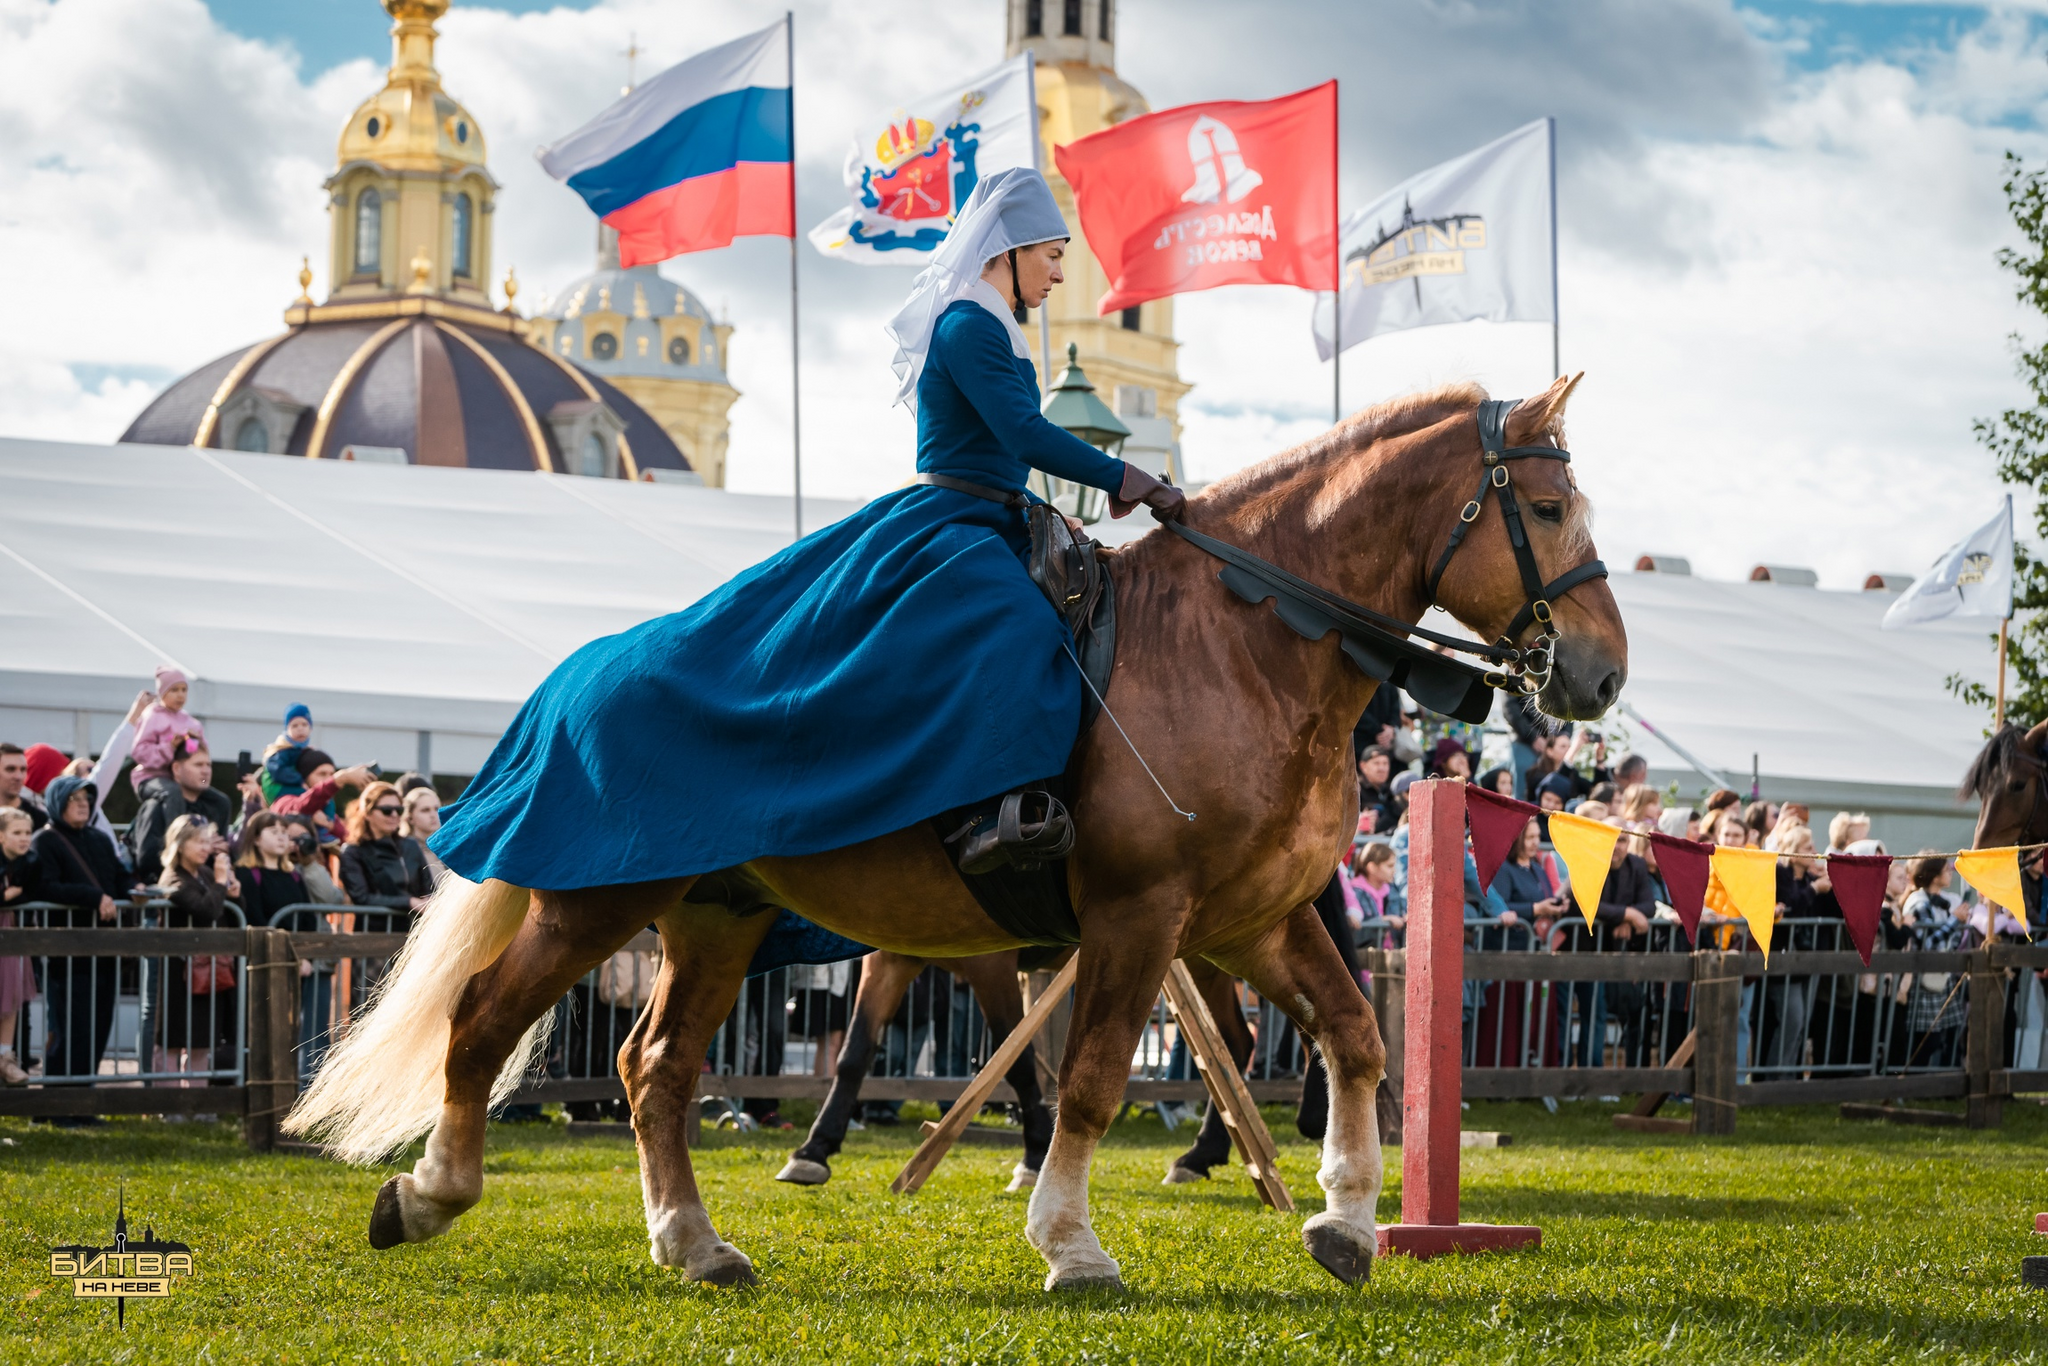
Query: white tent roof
xmin=0 ymin=437 xmax=2003 ymax=802
xmin=1605 ymin=569 xmax=1995 ymax=793
xmin=0 ymin=437 xmax=858 ymax=772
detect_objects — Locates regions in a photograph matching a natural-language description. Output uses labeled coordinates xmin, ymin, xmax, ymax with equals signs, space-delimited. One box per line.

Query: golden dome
xmin=336 ymin=0 xmax=486 ymax=174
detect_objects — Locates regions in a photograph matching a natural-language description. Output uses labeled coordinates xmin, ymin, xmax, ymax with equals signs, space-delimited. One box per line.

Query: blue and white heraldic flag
xmin=807 ymin=54 xmax=1039 ymax=265
xmin=1882 ymin=494 xmax=2015 ymax=629
xmin=1312 ymin=118 xmax=1554 ymax=359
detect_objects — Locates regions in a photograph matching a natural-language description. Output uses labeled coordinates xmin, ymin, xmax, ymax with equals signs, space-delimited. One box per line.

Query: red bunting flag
xmin=1054 ymin=82 xmax=1338 ymax=314
xmin=1466 ymin=784 xmax=1541 ymax=892
xmin=1649 ymin=833 xmax=1713 ymax=945
xmin=1824 ymin=853 xmax=1891 ymax=966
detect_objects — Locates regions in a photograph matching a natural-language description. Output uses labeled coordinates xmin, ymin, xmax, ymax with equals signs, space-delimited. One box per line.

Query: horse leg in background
xmin=1297 ymin=872 xmax=1362 ymax=1140
xmin=1210 ymin=902 xmax=1386 ymax=1286
xmin=779 ymin=951 xmax=926 ymax=1185
xmin=1164 ymin=956 xmax=1254 ymax=1184
xmin=625 ymin=901 xmax=781 ymax=1284
xmin=368 ymin=883 xmax=664 ymax=1250
xmin=1026 ymin=920 xmax=1181 ymax=1291
xmin=949 ymin=950 xmax=1050 ymax=1193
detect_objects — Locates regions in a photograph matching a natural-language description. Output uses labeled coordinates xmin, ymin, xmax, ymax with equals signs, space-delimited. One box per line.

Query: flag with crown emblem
xmin=808 ymin=54 xmax=1039 ymax=265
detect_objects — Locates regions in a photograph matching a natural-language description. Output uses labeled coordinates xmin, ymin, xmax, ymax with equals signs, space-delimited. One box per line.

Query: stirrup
xmin=949 ymin=789 xmax=1074 ymax=875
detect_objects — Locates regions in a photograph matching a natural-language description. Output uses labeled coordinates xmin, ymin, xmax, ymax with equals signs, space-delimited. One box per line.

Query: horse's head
xmin=1963 ymin=718 xmax=2048 ymax=849
xmin=1430 ymin=374 xmax=1628 ymax=721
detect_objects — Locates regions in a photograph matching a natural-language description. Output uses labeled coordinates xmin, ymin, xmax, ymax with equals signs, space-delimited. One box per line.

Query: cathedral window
xmin=365 ymin=116 xmax=381 ymax=138
xmin=1121 ymin=305 xmax=1141 ymax=332
xmin=1025 ymin=0 xmax=1042 ymax=36
xmin=1063 ymin=0 xmax=1081 ymax=36
xmin=452 ymin=193 xmax=473 ymax=278
xmin=590 ymin=331 xmax=618 ymax=361
xmin=667 ymin=335 xmax=690 ymax=365
xmin=1100 ymin=0 xmax=1113 ymax=40
xmin=354 ymin=189 xmax=381 ymax=275
xmin=578 ymin=432 xmax=611 ymax=477
xmin=234 ymin=417 xmax=269 ymax=452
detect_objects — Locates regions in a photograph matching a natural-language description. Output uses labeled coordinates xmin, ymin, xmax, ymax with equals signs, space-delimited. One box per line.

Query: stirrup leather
xmin=946 ymin=789 xmax=1075 ymax=875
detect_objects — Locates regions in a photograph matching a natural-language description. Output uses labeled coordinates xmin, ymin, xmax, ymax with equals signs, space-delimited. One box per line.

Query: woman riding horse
xmin=426 ymin=168 xmax=1182 ymax=896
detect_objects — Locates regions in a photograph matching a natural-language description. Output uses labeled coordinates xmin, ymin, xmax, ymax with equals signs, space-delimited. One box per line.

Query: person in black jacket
xmin=128 ymin=739 xmax=233 ymax=885
xmin=157 ymin=815 xmax=243 ymax=1080
xmin=338 ymin=780 xmax=433 ymax=930
xmin=30 ymin=775 xmax=143 ymax=1086
xmin=1550 ymin=826 xmax=1656 ymax=1066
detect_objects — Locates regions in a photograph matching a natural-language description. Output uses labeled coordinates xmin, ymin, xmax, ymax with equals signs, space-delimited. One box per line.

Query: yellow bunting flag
xmin=1711 ymin=846 xmax=1780 ymax=964
xmin=1955 ymin=847 xmax=2030 ymax=937
xmin=1546 ymin=811 xmax=1621 ymax=929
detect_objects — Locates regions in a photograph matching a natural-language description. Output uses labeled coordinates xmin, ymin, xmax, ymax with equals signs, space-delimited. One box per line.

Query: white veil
xmin=884 ymin=167 xmax=1071 ymax=412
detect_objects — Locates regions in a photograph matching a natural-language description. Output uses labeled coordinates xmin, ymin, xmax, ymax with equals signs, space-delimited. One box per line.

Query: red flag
xmin=1825 ymin=853 xmax=1891 ymax=966
xmin=1466 ymin=785 xmax=1540 ymax=893
xmin=1649 ymin=833 xmax=1713 ymax=945
xmin=1054 ymin=82 xmax=1337 ymax=314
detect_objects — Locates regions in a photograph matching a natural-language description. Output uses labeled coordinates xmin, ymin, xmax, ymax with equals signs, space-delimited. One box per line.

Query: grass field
xmin=3 ymin=1099 xmax=2045 ymax=1363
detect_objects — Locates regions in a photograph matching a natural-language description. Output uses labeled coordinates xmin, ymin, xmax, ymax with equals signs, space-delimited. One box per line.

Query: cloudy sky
xmin=2 ymin=0 xmax=2046 ymax=588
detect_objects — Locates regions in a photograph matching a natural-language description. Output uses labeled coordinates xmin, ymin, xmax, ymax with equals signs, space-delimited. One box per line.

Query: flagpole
xmin=786 ymin=11 xmax=803 ymax=539
xmin=1028 ymin=54 xmax=1053 ymax=398
xmin=1547 ymin=114 xmax=1560 ymax=380
xmin=1331 ymin=81 xmax=1342 ymax=426
xmin=1998 ymin=616 xmax=2009 ymax=730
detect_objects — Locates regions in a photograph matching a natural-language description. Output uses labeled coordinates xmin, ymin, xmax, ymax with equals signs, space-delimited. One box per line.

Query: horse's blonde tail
xmin=284 ymin=874 xmax=534 ymax=1165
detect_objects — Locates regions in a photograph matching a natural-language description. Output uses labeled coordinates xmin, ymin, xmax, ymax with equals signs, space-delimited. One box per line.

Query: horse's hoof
xmin=1005 ymin=1162 xmax=1038 ymax=1193
xmin=367 ymin=1176 xmax=408 ymax=1250
xmin=686 ymin=1244 xmax=758 ymax=1287
xmin=1302 ymin=1214 xmax=1374 ymax=1286
xmin=1045 ymin=1263 xmax=1123 ymax=1292
xmin=1162 ymin=1163 xmax=1208 ymax=1185
xmin=775 ymin=1157 xmax=830 ymax=1186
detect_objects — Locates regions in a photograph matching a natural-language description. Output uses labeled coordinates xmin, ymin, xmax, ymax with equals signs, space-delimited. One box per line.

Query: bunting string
xmin=1457 ymin=784 xmax=2041 ymax=968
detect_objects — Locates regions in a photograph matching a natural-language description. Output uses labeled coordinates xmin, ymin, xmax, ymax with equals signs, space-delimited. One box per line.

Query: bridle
xmin=1167 ymin=396 xmax=1609 ymax=726
xmin=1426 ymin=398 xmax=1611 ymax=695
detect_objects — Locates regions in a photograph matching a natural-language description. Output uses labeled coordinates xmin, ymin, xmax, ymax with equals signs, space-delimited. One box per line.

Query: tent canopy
xmin=1 ymin=438 xmax=2006 ymax=838
xmin=0 ymin=437 xmax=856 ymax=773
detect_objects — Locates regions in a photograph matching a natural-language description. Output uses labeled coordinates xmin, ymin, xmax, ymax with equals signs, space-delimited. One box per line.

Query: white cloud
xmin=1 ymin=0 xmax=2046 ymax=588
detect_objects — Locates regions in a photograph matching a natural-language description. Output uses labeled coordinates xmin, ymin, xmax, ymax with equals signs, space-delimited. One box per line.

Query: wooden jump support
xmin=1376 ymin=780 xmax=1541 ymax=1260
xmin=891 ymin=955 xmax=1294 ymax=1210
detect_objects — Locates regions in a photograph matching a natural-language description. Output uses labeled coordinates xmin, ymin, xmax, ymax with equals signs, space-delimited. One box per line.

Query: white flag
xmin=807 ymin=55 xmax=1038 ymax=266
xmin=1311 ymin=118 xmax=1554 ymax=360
xmin=1882 ymin=495 xmax=2014 ymax=629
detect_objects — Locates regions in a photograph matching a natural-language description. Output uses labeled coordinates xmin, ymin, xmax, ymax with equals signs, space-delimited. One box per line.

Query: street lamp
xmin=1036 ymin=343 xmax=1129 ymax=524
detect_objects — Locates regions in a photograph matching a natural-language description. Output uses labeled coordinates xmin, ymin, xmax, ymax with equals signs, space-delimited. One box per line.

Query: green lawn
xmin=3 ymin=1100 xmax=2045 ymax=1363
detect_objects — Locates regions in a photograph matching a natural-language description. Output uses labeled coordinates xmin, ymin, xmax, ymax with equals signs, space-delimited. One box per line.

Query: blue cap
xmin=285 ymin=703 xmax=312 ymax=726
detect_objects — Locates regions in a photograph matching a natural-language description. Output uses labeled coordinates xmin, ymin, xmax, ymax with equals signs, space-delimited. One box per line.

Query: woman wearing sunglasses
xmin=338 ymin=780 xmax=434 ymax=930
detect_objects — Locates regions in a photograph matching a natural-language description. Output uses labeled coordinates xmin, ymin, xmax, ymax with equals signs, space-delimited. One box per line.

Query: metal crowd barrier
xmin=6 ymin=902 xmax=2046 ymax=1144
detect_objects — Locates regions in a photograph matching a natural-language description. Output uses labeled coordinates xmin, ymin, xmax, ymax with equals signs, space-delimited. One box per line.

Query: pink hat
xmin=154 ymin=665 xmax=188 ymax=692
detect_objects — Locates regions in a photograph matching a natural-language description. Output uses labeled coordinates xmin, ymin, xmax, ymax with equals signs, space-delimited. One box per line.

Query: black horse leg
xmin=778 ymin=953 xmax=924 ymax=1185
xmin=1296 ymin=874 xmax=1361 ymax=1140
xmin=1167 ymin=958 xmax=1256 ymax=1183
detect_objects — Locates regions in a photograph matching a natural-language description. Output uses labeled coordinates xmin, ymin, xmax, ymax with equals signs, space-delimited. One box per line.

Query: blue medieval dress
xmin=432 ymin=285 xmax=1126 ymax=968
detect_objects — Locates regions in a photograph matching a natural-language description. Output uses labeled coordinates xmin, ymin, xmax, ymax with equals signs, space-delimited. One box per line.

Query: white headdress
xmin=884 ymin=167 xmax=1071 ymax=412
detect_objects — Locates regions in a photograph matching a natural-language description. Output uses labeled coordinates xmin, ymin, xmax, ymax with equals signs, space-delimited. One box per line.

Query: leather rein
xmin=1167 ymin=397 xmax=1608 ymax=725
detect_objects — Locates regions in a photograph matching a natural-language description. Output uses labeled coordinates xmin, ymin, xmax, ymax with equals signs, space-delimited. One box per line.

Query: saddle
xmin=910 ymin=473 xmax=1121 ymax=943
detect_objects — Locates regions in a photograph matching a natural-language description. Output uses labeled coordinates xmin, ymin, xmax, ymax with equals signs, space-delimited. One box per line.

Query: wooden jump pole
xmin=1375 ymin=778 xmax=1541 ymax=1259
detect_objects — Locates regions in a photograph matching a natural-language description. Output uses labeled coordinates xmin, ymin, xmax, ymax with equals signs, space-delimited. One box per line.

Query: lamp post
xmin=1037 ymin=343 xmax=1130 ymax=524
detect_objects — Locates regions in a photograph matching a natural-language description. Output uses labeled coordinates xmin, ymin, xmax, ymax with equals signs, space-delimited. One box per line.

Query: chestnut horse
xmin=286 ymin=375 xmax=1627 ymax=1292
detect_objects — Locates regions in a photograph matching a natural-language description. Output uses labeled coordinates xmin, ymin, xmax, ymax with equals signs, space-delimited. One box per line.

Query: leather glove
xmin=1110 ymin=463 xmax=1186 ymax=522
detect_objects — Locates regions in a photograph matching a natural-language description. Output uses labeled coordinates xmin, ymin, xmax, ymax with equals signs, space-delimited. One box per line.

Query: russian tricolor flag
xmin=539 ymin=21 xmax=792 ymax=266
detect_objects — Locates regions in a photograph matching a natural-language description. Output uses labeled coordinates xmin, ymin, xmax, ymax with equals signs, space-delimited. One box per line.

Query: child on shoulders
xmin=261 ymin=704 xmax=315 ymax=803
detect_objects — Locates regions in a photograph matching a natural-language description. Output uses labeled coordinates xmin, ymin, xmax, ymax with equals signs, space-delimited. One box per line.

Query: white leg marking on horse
xmin=1024 ymin=1131 xmax=1120 ymax=1290
xmin=397 ymin=1106 xmax=484 ymax=1242
xmin=1005 ymin=1161 xmax=1037 ymax=1193
xmin=1303 ymin=1067 xmax=1382 ymax=1283
xmin=642 ymin=1171 xmax=754 ymax=1284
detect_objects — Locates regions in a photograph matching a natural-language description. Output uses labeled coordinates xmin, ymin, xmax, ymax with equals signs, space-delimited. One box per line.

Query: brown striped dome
xmin=119 ymin=310 xmax=692 ymax=480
